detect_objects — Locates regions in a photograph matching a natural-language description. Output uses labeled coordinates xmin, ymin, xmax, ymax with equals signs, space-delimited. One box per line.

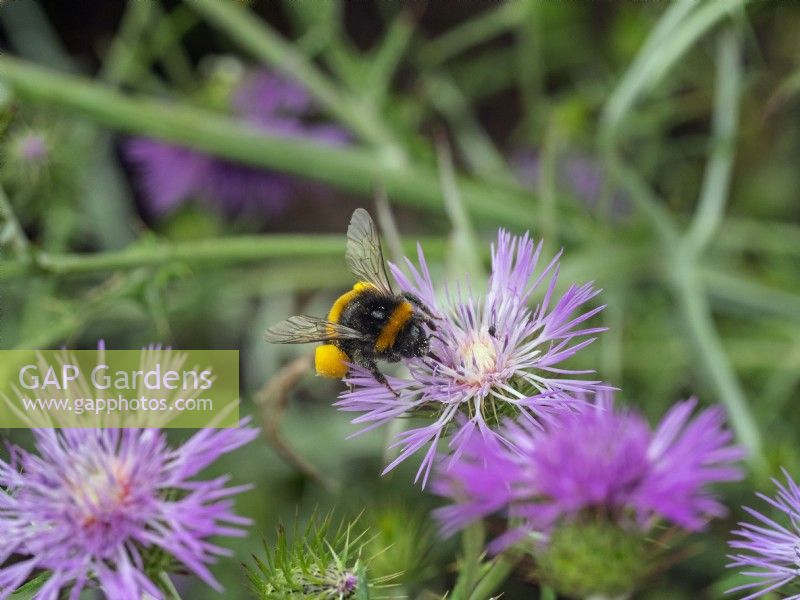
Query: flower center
xmin=456 ymin=329 xmax=499 ymax=385
xmin=66 ymin=455 xmax=134 ymax=530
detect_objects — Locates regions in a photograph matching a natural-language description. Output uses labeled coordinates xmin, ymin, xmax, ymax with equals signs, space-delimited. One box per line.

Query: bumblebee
xmin=264 ymin=208 xmax=438 ymax=394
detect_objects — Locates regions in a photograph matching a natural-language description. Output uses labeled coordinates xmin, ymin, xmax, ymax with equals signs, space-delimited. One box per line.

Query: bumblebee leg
xmin=352 ymin=350 xmax=399 ymax=398
xmin=427 ymin=351 xmax=442 ymax=363
xmin=402 ymin=292 xmax=441 ymax=328
xmin=430 ymin=333 xmax=447 ymax=346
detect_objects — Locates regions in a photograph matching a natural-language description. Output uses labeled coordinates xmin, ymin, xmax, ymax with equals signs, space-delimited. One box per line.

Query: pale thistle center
xmin=66 ymin=455 xmax=134 ymax=527
xmin=456 ymin=330 xmax=499 ymax=385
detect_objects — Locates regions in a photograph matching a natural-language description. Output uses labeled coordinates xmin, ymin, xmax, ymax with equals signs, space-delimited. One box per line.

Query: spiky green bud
xmin=246 ymin=513 xmax=391 ymax=600
xmin=535 ymin=518 xmax=649 ymax=599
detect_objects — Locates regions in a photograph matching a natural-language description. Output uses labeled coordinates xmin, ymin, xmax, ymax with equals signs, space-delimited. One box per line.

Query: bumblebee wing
xmin=264 ymin=315 xmax=366 ymax=344
xmin=346 ymin=208 xmax=394 ymax=296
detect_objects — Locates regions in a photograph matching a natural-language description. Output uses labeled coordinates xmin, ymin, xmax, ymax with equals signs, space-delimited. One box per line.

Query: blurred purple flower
xmin=434 ymin=392 xmax=744 ymax=550
xmin=728 ymin=470 xmax=800 ymax=600
xmin=0 ymin=422 xmax=258 ymax=599
xmin=512 ymin=150 xmax=631 ymax=219
xmin=125 ymin=70 xmax=348 ymax=216
xmin=335 ymin=230 xmax=607 ymax=487
xmin=17 ymin=132 xmax=49 ymax=164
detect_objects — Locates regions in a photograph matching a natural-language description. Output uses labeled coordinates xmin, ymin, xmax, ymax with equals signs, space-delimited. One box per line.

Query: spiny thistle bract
xmin=246 ymin=514 xmax=395 ymax=600
xmin=362 ymin=503 xmax=436 ymax=590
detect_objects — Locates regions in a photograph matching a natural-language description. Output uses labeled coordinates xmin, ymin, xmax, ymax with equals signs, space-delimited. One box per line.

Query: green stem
xmin=98 ymin=0 xmax=156 ymax=86
xmin=701 ymin=267 xmax=800 ymax=322
xmin=685 ymin=28 xmax=741 ymax=253
xmin=672 ymin=263 xmax=765 ymax=470
xmin=450 ymin=521 xmax=485 ymax=600
xmin=467 ymin=555 xmax=518 ymax=600
xmin=158 ymin=571 xmax=183 ymax=600
xmin=420 ymin=2 xmax=522 ymax=67
xmin=714 ymin=217 xmax=800 ymax=256
xmin=423 ymin=73 xmax=515 ymax=183
xmin=0 ymin=55 xmax=539 ymax=228
xmin=537 ymin=121 xmax=560 ymax=258
xmin=0 ymin=185 xmax=30 ymax=255
xmin=600 ymin=22 xmax=763 ymax=467
xmin=366 ymin=13 xmax=414 ymax=105
xmin=184 ymin=0 xmax=398 ymax=152
xmin=600 ymin=0 xmax=746 ymax=143
xmin=0 ymin=235 xmax=447 ymax=281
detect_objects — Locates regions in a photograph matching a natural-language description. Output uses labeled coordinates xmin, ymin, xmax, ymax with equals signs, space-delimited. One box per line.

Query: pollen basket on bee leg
xmin=315 ymin=344 xmax=350 ymax=379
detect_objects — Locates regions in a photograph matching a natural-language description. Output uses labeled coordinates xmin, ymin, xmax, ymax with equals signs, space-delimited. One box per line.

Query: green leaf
xmin=10 ymin=572 xmax=50 ymax=600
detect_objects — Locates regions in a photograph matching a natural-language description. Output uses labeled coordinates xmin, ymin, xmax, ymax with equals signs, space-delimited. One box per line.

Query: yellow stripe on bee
xmin=327 ymin=282 xmax=375 ymax=324
xmin=375 ymin=300 xmax=413 ymax=351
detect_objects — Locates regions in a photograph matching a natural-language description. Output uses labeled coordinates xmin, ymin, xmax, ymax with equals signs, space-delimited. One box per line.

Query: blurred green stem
xmin=537 ymin=121 xmax=560 ymax=257
xmin=0 ymin=235 xmax=447 ymax=281
xmin=184 ymin=0 xmax=401 ymax=156
xmin=423 ymin=73 xmax=515 ymax=183
xmin=671 ymin=260 xmax=765 ymax=469
xmin=420 ymin=2 xmax=522 ymax=67
xmin=600 ymin=0 xmax=746 ymax=143
xmin=99 ymin=0 xmax=157 ymax=86
xmin=685 ymin=29 xmax=740 ymax=253
xmin=602 ymin=23 xmax=764 ymax=468
xmin=517 ymin=0 xmax=544 ymax=135
xmin=467 ymin=555 xmax=518 ymax=600
xmin=0 ymin=186 xmax=30 ymax=256
xmin=158 ymin=571 xmax=182 ymax=600
xmin=701 ymin=267 xmax=800 ymax=323
xmin=450 ymin=521 xmax=485 ymax=600
xmin=366 ymin=13 xmax=414 ymax=105
xmin=0 ymin=55 xmax=539 ymax=227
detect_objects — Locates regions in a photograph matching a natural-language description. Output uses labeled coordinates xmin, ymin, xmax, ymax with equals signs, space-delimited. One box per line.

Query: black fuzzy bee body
xmin=264 ymin=209 xmax=438 ymax=394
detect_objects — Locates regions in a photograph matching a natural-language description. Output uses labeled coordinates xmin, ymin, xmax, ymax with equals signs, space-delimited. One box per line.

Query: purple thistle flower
xmin=0 ymin=422 xmax=258 ymax=599
xmin=125 ymin=69 xmax=347 ymax=217
xmin=512 ymin=149 xmax=631 ymax=219
xmin=728 ymin=470 xmax=800 ymax=600
xmin=335 ymin=230 xmax=607 ymax=487
xmin=433 ymin=392 xmax=744 ymax=550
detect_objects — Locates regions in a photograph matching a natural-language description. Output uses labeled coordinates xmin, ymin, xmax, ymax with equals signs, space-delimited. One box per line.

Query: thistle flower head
xmin=0 ymin=422 xmax=258 ymax=599
xmin=336 ymin=230 xmax=607 ymax=487
xmin=14 ymin=131 xmax=49 ymax=164
xmin=433 ymin=392 xmax=745 ymax=544
xmin=2 ymin=127 xmax=54 ymax=186
xmin=728 ymin=470 xmax=800 ymax=600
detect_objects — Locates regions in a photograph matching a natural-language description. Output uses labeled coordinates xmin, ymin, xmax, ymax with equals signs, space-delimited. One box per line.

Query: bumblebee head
xmin=395 ymin=319 xmax=430 ymax=359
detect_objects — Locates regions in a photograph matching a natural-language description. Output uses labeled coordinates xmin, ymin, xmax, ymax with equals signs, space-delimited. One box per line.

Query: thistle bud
xmin=246 ymin=514 xmax=380 ymax=599
xmin=535 ymin=518 xmax=649 ymax=599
